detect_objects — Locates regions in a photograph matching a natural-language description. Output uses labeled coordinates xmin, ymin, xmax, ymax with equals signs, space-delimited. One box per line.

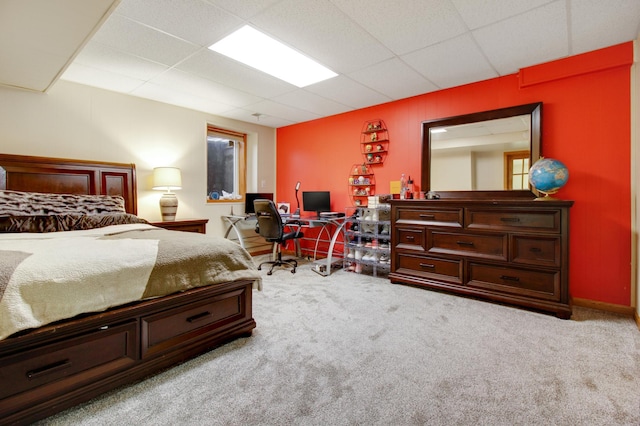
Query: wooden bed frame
xmin=0 ymin=154 xmax=256 ymax=425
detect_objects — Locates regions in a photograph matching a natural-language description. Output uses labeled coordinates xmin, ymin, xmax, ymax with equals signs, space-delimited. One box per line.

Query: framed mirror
xmin=421 ymin=102 xmax=541 ymax=199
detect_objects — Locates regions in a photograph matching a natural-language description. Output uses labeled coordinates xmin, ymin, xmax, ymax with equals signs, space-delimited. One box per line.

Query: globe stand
xmin=534 ymin=189 xmax=560 ymax=201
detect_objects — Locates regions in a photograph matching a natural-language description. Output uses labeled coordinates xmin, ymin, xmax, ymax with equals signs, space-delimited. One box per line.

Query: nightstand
xmin=150 ymin=218 xmax=208 ymax=234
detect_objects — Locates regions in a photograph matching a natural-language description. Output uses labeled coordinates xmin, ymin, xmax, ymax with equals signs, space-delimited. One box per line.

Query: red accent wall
xmin=277 ymin=42 xmax=633 ymax=306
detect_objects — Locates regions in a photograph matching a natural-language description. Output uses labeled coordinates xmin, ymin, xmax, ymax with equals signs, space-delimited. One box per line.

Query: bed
xmin=0 ymin=154 xmax=261 ymax=425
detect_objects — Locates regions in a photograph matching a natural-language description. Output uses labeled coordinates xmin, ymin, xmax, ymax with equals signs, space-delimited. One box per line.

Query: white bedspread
xmin=0 ymin=224 xmax=261 ymax=340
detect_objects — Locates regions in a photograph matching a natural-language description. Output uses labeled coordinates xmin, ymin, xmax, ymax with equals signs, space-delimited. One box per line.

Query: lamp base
xmin=159 ymin=193 xmax=178 ymax=221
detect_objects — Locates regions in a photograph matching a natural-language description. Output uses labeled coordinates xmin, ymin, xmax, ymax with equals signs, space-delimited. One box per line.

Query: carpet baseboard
xmin=572 ymin=297 xmax=635 ymax=317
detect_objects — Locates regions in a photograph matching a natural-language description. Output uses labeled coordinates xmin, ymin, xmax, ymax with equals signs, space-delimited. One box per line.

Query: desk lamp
xmin=153 ymin=167 xmax=182 ymax=221
xmin=293 ymin=181 xmax=301 ymax=218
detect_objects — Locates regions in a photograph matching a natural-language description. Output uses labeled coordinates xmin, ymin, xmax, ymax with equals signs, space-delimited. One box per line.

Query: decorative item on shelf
xmin=153 ymin=167 xmax=182 ymax=221
xmin=361 ymin=119 xmax=389 ymax=165
xmin=529 ymin=157 xmax=569 ymax=200
xmin=347 ymin=163 xmax=375 ymax=206
xmin=277 ymin=202 xmax=290 ymax=216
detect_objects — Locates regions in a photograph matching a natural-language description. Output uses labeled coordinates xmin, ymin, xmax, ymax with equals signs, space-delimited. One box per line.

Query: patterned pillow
xmin=0 ymin=190 xmax=126 ymax=216
xmin=0 ymin=214 xmax=148 ymax=233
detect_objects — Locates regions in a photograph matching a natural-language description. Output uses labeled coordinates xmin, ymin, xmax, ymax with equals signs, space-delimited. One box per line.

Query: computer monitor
xmin=302 ymin=191 xmax=331 ymax=216
xmin=245 ymin=193 xmax=273 ymax=215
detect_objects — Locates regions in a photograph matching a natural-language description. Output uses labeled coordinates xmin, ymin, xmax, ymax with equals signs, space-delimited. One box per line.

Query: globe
xmin=529 ymin=158 xmax=569 ymax=200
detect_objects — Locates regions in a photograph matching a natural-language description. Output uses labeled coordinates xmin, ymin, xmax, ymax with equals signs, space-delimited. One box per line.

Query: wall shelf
xmin=361 ymin=120 xmax=389 ymax=165
xmin=348 ymin=163 xmax=375 ymax=207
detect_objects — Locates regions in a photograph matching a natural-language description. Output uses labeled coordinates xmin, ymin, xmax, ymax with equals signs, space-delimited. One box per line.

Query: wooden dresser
xmin=389 ymin=199 xmax=573 ymax=318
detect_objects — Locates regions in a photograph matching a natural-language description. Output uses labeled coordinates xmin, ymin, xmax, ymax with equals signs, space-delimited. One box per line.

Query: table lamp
xmin=293 ymin=181 xmax=301 ymax=218
xmin=153 ymin=167 xmax=182 ymax=221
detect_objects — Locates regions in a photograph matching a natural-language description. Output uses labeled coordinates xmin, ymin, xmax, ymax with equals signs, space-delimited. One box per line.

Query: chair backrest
xmin=254 ymin=199 xmax=284 ymax=241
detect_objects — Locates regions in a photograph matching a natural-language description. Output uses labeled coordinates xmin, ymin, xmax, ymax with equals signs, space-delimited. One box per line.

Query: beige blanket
xmin=0 ymin=224 xmax=261 ymax=340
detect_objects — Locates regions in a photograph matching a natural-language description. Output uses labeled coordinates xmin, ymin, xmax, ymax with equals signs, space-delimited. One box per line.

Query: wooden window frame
xmin=504 ymin=150 xmax=530 ymax=190
xmin=206 ymin=125 xmax=247 ymax=203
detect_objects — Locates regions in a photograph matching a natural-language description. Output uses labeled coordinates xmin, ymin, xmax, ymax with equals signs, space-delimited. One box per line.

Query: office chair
xmin=254 ymin=199 xmax=304 ymax=275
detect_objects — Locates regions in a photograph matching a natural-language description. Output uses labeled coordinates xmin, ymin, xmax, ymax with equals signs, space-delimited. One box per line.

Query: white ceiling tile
xmin=91 ymin=14 xmax=200 ymax=66
xmin=348 ymin=58 xmax=439 ymax=100
xmin=570 ymin=0 xmax=640 ymax=54
xmin=132 ymin=82 xmax=234 ymax=115
xmin=402 ymin=34 xmax=498 ymax=89
xmin=243 ymin=99 xmax=322 ymax=124
xmin=332 ymin=0 xmax=467 ymax=55
xmin=72 ymin=42 xmax=168 ymax=81
xmin=222 ymin=108 xmax=296 ymax=128
xmin=250 ymin=0 xmax=394 ymax=74
xmin=176 ymin=49 xmax=296 ymax=98
xmin=113 ymin=0 xmax=243 ymax=47
xmin=204 ymin=0 xmax=282 ymax=20
xmin=273 ymin=90 xmax=352 ymax=117
xmin=304 ymin=75 xmax=392 ymax=110
xmin=472 ymin=1 xmax=569 ymax=74
xmin=0 ymin=0 xmax=118 ymax=91
xmin=61 ymin=63 xmax=145 ymax=93
xmin=149 ymin=69 xmax=263 ymax=107
xmin=451 ymin=0 xmax=556 ymax=30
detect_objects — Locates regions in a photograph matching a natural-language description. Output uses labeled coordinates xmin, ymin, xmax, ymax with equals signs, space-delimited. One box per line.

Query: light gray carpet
xmin=42 ymin=260 xmax=640 ymax=425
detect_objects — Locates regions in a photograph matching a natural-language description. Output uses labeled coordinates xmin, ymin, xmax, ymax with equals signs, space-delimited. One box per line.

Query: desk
xmin=221 ymin=214 xmax=345 ymax=276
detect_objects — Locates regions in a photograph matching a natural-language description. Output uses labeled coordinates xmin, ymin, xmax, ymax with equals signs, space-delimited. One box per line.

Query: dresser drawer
xmin=395 ymin=253 xmax=462 ymax=284
xmin=428 ymin=231 xmax=507 ymax=261
xmin=141 ymin=288 xmax=246 ymax=358
xmin=0 ymin=321 xmax=136 ymax=400
xmin=512 ymin=235 xmax=560 ymax=267
xmin=467 ymin=263 xmax=560 ymax=301
xmin=394 ymin=226 xmax=426 ymax=251
xmin=466 ymin=209 xmax=560 ymax=233
xmin=396 ymin=207 xmax=463 ymax=227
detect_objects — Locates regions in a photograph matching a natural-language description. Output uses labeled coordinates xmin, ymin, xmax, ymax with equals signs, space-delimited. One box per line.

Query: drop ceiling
xmin=2 ymin=0 xmax=639 ymax=128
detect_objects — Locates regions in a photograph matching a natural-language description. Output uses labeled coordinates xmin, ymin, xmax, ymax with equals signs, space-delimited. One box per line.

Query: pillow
xmin=0 ymin=190 xmax=126 ymax=216
xmin=0 ymin=214 xmax=148 ymax=233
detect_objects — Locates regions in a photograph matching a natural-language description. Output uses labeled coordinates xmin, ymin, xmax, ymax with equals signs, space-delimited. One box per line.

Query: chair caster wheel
xmin=291 ymin=269 xmax=295 ymax=274
xmin=267 ymin=271 xmax=273 ymax=275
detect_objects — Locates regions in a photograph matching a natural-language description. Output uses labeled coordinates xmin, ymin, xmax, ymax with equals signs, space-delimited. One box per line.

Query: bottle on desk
xmin=400 ymin=173 xmax=407 ymax=200
xmin=407 ymin=176 xmax=414 ymax=199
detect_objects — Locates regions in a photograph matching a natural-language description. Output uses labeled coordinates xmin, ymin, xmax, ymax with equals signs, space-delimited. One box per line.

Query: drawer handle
xmin=500 ymin=217 xmax=520 ymax=222
xmin=456 ymin=241 xmax=474 ymax=246
xmin=187 ymin=311 xmax=212 ymax=323
xmin=27 ymin=359 xmax=72 ymax=380
xmin=419 ymin=214 xmax=435 ymax=219
xmin=500 ymin=275 xmax=520 ymax=282
xmin=529 ymin=247 xmax=542 ymax=253
xmin=419 ymin=263 xmax=435 ymax=269
xmin=405 ymin=236 xmax=415 ymax=241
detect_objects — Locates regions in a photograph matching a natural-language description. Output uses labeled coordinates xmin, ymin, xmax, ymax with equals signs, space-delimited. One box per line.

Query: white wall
xmin=0 ymin=80 xmax=277 ymax=237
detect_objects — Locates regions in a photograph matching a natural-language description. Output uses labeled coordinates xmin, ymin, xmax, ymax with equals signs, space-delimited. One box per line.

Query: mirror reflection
xmin=430 ymin=115 xmax=531 ymax=191
xmin=421 ymin=102 xmax=541 ymax=197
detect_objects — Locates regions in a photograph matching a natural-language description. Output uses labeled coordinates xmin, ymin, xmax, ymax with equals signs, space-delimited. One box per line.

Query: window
xmin=206 ymin=126 xmax=246 ymax=201
xmin=504 ymin=150 xmax=530 ymax=190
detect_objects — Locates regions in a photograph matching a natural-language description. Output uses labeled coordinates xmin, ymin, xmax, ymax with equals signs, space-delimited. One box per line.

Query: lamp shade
xmin=152 ymin=167 xmax=182 ymax=190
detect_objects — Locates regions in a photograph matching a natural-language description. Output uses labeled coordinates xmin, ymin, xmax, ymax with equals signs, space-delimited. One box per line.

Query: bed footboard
xmin=0 ymin=280 xmax=255 ymax=426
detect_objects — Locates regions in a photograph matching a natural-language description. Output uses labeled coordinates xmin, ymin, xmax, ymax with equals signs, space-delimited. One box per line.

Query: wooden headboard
xmin=0 ymin=154 xmax=138 ymax=214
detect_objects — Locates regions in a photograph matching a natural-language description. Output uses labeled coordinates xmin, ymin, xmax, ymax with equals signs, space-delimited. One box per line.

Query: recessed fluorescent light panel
xmin=209 ymin=25 xmax=337 ymax=88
